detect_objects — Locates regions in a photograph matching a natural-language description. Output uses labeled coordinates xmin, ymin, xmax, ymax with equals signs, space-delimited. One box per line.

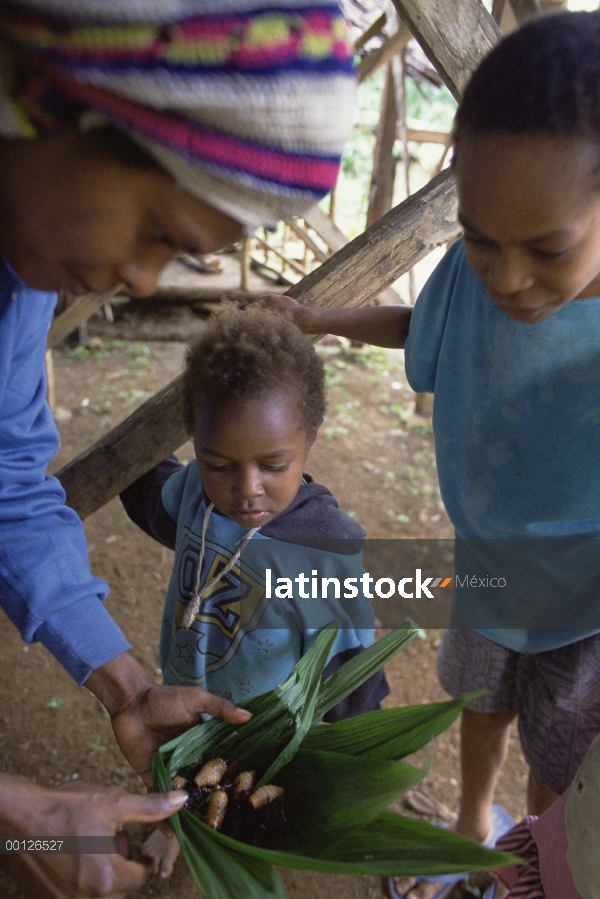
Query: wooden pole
xmin=366 ymin=63 xmax=399 ymax=229
xmin=353 ymin=12 xmax=387 ymax=53
xmin=395 ymin=50 xmax=415 ymax=304
xmin=299 ymin=206 xmax=403 ymax=306
xmin=45 ymin=349 xmax=55 ymax=412
xmin=240 ymin=237 xmax=250 ymax=291
xmin=391 ymin=0 xmax=499 ymax=100
xmin=357 ymin=22 xmax=412 ymax=85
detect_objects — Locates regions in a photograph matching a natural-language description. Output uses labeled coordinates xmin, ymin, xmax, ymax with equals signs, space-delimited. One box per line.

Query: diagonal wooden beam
xmin=353 ymin=12 xmax=387 ymax=52
xmin=56 ymin=0 xmax=502 ymax=520
xmin=391 ymin=0 xmax=499 ymax=100
xmin=357 ymin=22 xmax=412 ymax=84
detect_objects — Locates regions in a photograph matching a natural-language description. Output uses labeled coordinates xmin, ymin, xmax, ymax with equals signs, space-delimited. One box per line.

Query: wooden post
xmin=45 ymin=349 xmax=55 ymax=412
xmin=391 ymin=0 xmax=499 ymax=100
xmin=395 ymin=49 xmax=415 ymax=305
xmin=240 ymin=237 xmax=251 ymax=291
xmin=328 ymin=185 xmax=337 ymax=223
xmin=432 ymin=131 xmax=453 ymax=178
xmin=353 ymin=12 xmax=387 ymax=53
xmin=357 ymin=22 xmax=412 ymax=85
xmin=492 ymin=0 xmax=518 ymax=32
xmin=366 ymin=63 xmax=399 ymax=229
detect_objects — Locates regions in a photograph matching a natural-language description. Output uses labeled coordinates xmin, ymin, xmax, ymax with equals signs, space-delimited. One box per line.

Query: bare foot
xmin=142 ymin=827 xmax=181 ymax=878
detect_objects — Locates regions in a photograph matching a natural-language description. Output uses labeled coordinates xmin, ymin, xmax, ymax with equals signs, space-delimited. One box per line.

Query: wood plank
xmin=48 ymin=293 xmax=107 ymax=348
xmin=407 ymin=126 xmax=449 ymax=144
xmin=57 ymin=376 xmax=188 ymax=521
xmin=56 ymin=168 xmax=459 ymax=520
xmin=367 ymin=64 xmax=399 ymax=228
xmin=353 ymin=12 xmax=386 ymax=52
xmin=299 ymin=207 xmax=402 ymax=305
xmin=300 ymin=205 xmax=349 ymax=254
xmin=391 ymin=0 xmax=500 ymax=99
xmin=284 ymin=168 xmax=458 ymax=308
xmin=284 ymin=219 xmax=328 ymax=263
xmin=357 ymin=22 xmax=412 ymax=84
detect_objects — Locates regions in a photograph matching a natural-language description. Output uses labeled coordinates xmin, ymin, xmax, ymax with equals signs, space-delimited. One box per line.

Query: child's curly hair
xmin=182 ymin=304 xmax=326 ymax=435
xmin=454 ymin=11 xmax=600 ymax=148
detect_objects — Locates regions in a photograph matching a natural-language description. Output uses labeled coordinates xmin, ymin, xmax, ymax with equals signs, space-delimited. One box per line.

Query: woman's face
xmin=455 ymin=132 xmax=600 ymax=322
xmin=0 ymin=131 xmax=244 ymax=296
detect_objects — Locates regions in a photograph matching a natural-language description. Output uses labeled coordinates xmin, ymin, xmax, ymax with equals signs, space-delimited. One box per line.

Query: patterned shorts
xmin=437 ymin=618 xmax=600 ymax=794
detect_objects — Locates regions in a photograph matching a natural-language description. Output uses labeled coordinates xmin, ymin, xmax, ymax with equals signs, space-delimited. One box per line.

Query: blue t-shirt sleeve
xmin=405 ymin=241 xmax=466 ymax=394
xmin=296 ymin=549 xmax=389 ymax=718
xmin=0 ymin=267 xmax=130 ymax=684
xmin=161 ymin=462 xmax=195 ymax=524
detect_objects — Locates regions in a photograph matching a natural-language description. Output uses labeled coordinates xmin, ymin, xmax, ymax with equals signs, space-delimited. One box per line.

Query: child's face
xmin=192 ymin=390 xmax=314 ymax=529
xmin=455 ymin=133 xmax=600 ymax=322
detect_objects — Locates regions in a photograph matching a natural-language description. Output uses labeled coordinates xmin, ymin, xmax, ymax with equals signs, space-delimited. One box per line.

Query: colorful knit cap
xmin=0 ymin=1 xmax=356 ymax=232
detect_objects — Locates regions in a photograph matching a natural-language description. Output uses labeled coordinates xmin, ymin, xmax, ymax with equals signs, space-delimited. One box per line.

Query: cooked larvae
xmin=194 ymin=757 xmax=227 ymax=788
xmin=248 ymin=785 xmax=285 ymax=810
xmin=203 ymin=788 xmax=228 ymax=830
xmin=233 ymin=770 xmax=256 ymax=800
xmin=171 ymin=775 xmax=189 ymax=790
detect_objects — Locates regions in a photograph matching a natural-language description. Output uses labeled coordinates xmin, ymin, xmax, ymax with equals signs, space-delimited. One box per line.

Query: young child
xmin=266 ymin=11 xmax=600 ymax=899
xmin=120 ymin=304 xmax=388 ymax=875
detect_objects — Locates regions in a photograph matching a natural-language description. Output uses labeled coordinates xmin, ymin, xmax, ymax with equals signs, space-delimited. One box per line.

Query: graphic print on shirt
xmin=167 ymin=525 xmax=268 ymax=685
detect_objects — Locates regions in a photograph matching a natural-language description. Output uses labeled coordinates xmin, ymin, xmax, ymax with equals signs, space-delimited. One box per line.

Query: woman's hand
xmin=0 ymin=774 xmax=189 ymax=899
xmin=85 ymin=652 xmax=251 ymax=791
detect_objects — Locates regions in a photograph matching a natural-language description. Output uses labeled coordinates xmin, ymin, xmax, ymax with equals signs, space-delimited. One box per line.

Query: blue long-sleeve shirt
xmin=0 ymin=259 xmax=130 ymax=683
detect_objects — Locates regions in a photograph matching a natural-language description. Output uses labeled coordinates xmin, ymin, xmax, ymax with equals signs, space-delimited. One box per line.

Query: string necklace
xmin=181 ymin=502 xmax=260 ymax=629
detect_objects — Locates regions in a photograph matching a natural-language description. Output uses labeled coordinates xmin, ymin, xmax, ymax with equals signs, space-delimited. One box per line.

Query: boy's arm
xmin=120 ymin=455 xmax=182 ymax=549
xmin=261 ymin=295 xmax=412 ymax=349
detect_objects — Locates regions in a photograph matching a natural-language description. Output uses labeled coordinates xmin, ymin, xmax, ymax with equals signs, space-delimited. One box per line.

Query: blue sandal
xmin=387 ymin=804 xmax=514 ymax=899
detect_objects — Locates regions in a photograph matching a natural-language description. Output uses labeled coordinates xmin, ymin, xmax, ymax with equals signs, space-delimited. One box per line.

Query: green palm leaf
xmin=303 ymin=693 xmax=483 ymax=760
xmin=154 ymin=627 xmax=518 ymax=898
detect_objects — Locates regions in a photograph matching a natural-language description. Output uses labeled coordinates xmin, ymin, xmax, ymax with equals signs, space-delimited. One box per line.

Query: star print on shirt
xmin=256 ymin=637 xmax=274 ymax=654
xmin=236 ymin=678 xmax=255 ymax=695
xmin=176 ymin=642 xmax=193 ymax=663
xmin=273 ymin=596 xmax=291 ymax=614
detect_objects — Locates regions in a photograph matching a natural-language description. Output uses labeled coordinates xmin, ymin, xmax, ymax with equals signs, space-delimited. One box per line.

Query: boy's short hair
xmin=182 ymin=305 xmax=326 ymax=435
xmin=454 ymin=11 xmax=600 ymax=147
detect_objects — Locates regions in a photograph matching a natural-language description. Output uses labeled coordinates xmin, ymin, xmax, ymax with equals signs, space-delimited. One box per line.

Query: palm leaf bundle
xmin=153 ymin=627 xmax=515 ymax=899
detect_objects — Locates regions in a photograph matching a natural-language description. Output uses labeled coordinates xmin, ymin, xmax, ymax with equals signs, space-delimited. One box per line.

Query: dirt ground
xmin=0 ymin=331 xmax=529 ymax=899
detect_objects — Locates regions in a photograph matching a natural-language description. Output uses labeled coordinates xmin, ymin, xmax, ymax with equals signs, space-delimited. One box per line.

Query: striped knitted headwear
xmin=0 ymin=1 xmax=356 ymax=232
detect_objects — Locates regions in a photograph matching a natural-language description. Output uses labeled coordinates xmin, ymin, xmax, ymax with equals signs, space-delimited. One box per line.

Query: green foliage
xmin=153 ymin=630 xmax=516 ymax=899
xmin=334 ymin=65 xmax=456 ymax=237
